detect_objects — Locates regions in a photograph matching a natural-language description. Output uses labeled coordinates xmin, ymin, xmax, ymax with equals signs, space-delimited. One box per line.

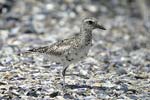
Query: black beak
xmin=97 ymin=24 xmax=106 ymax=30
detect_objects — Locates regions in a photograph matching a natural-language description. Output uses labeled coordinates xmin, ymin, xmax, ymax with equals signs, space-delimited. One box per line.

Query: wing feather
xmin=19 ymin=35 xmax=81 ymax=56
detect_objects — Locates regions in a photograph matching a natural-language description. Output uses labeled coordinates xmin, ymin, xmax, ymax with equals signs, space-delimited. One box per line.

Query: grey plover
xmin=19 ymin=17 xmax=106 ymax=87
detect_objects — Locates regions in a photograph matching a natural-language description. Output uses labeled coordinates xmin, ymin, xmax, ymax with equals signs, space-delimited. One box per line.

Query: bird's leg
xmin=62 ymin=65 xmax=69 ymax=87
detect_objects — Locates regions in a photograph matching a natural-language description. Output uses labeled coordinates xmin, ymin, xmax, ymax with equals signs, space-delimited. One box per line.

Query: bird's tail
xmin=17 ymin=46 xmax=47 ymax=56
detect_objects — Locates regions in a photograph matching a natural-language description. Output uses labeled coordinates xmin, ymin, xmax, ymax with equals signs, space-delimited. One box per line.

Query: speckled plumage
xmin=20 ymin=17 xmax=106 ymax=87
xmin=28 ymin=34 xmax=90 ymax=65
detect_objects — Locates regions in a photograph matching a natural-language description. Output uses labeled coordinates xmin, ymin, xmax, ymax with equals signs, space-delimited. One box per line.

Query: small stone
xmin=26 ymin=89 xmax=38 ymax=97
xmin=46 ymin=3 xmax=55 ymax=11
xmin=49 ymin=91 xmax=59 ymax=98
xmin=129 ymin=95 xmax=138 ymax=100
xmin=0 ymin=81 xmax=7 ymax=85
xmin=116 ymin=67 xmax=127 ymax=75
xmin=86 ymin=5 xmax=98 ymax=12
xmin=83 ymin=96 xmax=96 ymax=100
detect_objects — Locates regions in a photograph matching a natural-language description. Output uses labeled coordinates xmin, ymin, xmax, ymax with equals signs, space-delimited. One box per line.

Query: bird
xmin=18 ymin=17 xmax=106 ymax=88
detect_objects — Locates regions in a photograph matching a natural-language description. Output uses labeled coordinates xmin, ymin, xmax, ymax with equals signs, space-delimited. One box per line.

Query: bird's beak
xmin=96 ymin=24 xmax=106 ymax=30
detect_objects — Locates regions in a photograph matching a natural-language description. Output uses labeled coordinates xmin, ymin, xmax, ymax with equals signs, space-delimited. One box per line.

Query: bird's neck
xmin=80 ymin=27 xmax=93 ymax=45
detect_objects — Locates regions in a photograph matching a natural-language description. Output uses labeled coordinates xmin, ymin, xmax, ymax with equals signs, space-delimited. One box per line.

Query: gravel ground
xmin=0 ymin=0 xmax=150 ymax=100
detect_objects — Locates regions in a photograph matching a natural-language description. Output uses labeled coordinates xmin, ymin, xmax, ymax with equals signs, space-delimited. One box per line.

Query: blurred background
xmin=0 ymin=0 xmax=150 ymax=99
xmin=0 ymin=0 xmax=150 ymax=49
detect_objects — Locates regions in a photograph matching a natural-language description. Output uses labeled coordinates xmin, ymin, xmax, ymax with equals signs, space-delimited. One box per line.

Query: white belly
xmin=47 ymin=44 xmax=91 ymax=66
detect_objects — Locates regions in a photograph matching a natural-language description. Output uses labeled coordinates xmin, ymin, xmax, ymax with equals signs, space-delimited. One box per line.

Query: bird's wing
xmin=46 ymin=37 xmax=81 ymax=56
xmin=17 ymin=46 xmax=50 ymax=56
xmin=18 ymin=35 xmax=81 ymax=56
xmin=45 ymin=40 xmax=72 ymax=56
xmin=25 ymin=38 xmax=75 ymax=56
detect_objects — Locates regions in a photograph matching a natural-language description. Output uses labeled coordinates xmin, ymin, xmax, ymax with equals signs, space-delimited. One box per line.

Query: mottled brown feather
xmin=26 ymin=35 xmax=82 ymax=56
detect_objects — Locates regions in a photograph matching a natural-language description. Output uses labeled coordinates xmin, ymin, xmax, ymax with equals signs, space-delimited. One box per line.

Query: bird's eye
xmin=87 ymin=21 xmax=94 ymax=24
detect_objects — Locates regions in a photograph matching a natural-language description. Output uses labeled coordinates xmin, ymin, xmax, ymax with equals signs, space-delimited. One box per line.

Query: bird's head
xmin=82 ymin=17 xmax=106 ymax=30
